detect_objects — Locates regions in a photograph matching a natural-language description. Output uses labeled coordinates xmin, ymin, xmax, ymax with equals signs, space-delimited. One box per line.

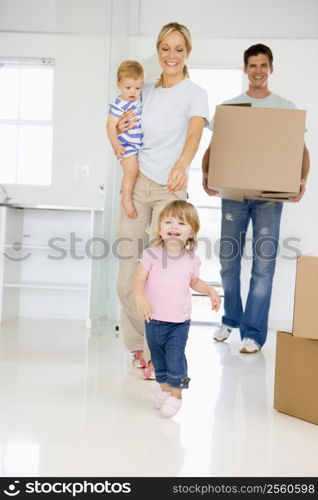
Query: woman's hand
xmin=116 ymin=109 xmax=140 ymax=134
xmin=166 ymin=164 xmax=188 ymax=192
xmin=166 ymin=116 xmax=205 ymax=192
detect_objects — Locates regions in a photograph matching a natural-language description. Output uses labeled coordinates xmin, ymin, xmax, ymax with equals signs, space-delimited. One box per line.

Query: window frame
xmin=0 ymin=57 xmax=54 ymax=186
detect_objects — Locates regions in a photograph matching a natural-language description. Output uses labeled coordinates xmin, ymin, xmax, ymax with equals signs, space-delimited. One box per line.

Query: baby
xmin=106 ymin=60 xmax=144 ymax=218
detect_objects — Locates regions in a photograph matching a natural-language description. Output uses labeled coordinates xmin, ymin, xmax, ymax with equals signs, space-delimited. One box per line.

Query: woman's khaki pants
xmin=116 ymin=172 xmax=187 ymax=363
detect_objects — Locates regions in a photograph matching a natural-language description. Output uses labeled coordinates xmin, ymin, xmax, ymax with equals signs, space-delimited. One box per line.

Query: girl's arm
xmin=106 ymin=114 xmax=125 ymax=158
xmin=166 ymin=116 xmax=205 ymax=192
xmin=133 ymin=263 xmax=152 ymax=322
xmin=190 ymin=278 xmax=221 ymax=311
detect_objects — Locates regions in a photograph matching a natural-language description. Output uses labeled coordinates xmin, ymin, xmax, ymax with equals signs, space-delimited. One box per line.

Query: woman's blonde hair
xmin=155 ymin=22 xmax=192 ymax=88
xmin=152 ymin=200 xmax=200 ymax=250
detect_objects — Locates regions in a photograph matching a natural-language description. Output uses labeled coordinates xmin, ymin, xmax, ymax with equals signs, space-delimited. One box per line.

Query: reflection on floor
xmin=0 ymin=318 xmax=317 ymax=477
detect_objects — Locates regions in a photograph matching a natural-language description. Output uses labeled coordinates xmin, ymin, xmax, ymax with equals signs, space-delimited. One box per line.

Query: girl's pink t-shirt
xmin=139 ymin=246 xmax=201 ymax=323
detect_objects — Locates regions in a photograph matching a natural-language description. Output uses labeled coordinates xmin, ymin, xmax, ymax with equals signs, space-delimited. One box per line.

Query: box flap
xmin=222 ymin=103 xmax=252 ymax=107
xmin=208 ymin=187 xmax=297 ymax=203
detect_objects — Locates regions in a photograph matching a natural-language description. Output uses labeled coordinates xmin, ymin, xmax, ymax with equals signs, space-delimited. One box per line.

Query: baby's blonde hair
xmin=155 ymin=22 xmax=192 ymax=88
xmin=153 ymin=200 xmax=200 ymax=250
xmin=117 ymin=60 xmax=144 ymax=81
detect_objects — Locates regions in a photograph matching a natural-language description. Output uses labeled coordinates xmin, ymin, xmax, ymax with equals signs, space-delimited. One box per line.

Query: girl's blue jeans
xmin=145 ymin=319 xmax=191 ymax=389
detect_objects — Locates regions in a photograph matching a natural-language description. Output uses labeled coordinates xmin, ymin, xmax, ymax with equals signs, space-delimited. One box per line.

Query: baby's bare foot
xmin=122 ymin=198 xmax=137 ymax=218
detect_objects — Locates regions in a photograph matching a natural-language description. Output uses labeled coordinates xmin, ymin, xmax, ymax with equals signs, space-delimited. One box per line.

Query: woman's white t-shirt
xmin=139 ymin=78 xmax=209 ymax=185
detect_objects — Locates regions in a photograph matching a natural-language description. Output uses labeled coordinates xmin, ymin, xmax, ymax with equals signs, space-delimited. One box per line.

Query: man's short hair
xmin=117 ymin=60 xmax=144 ymax=81
xmin=244 ymin=44 xmax=273 ymax=67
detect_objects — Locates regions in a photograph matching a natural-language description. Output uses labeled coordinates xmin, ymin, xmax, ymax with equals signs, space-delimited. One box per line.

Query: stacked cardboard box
xmin=207 ymin=105 xmax=306 ymax=202
xmin=274 ymin=255 xmax=318 ymax=425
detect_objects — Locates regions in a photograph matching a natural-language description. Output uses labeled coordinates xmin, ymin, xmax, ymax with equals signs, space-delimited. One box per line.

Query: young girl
xmin=106 ymin=60 xmax=144 ymax=218
xmin=133 ymin=200 xmax=221 ymax=418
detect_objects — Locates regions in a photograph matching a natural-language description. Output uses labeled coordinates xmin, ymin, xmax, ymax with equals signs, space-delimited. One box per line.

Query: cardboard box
xmin=208 ymin=105 xmax=306 ymax=202
xmin=274 ymin=331 xmax=318 ymax=425
xmin=293 ymin=255 xmax=318 ymax=340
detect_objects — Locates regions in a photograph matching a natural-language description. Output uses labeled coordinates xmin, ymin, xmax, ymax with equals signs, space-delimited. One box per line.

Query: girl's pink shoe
xmin=143 ymin=367 xmax=155 ymax=380
xmin=160 ymin=396 xmax=182 ymax=418
xmin=143 ymin=361 xmax=155 ymax=380
xmin=154 ymin=389 xmax=171 ymax=409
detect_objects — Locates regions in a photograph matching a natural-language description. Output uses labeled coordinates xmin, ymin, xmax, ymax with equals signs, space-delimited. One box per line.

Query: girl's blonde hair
xmin=117 ymin=60 xmax=144 ymax=81
xmin=155 ymin=22 xmax=192 ymax=88
xmin=153 ymin=200 xmax=200 ymax=250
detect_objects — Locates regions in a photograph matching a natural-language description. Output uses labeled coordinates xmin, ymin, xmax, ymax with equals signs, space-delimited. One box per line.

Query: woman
xmin=116 ymin=22 xmax=209 ymax=378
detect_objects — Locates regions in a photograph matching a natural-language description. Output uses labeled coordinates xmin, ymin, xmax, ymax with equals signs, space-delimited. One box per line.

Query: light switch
xmin=74 ymin=164 xmax=90 ymax=179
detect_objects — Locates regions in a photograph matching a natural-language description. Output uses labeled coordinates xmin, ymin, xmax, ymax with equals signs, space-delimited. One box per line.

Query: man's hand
xmin=202 ymin=171 xmax=219 ymax=196
xmin=201 ymin=145 xmax=219 ymax=196
xmin=289 ymin=179 xmax=306 ymax=202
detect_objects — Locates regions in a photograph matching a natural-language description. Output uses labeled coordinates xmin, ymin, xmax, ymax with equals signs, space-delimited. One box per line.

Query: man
xmin=202 ymin=44 xmax=310 ymax=354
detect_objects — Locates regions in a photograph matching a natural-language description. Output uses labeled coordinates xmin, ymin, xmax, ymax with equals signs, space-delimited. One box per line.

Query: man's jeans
xmin=220 ymin=199 xmax=283 ymax=347
xmin=145 ymin=319 xmax=191 ymax=388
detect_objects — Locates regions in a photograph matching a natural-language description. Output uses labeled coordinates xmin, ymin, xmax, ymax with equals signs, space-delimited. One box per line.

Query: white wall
xmin=129 ymin=0 xmax=318 ymax=38
xmin=129 ymin=34 xmax=318 ymax=329
xmin=0 ymin=0 xmax=111 ymax=34
xmin=0 ymin=0 xmax=115 ymax=208
xmin=1 ymin=0 xmax=317 ymax=326
xmin=0 ymin=0 xmax=131 ymax=324
xmin=0 ymin=31 xmax=110 ymax=208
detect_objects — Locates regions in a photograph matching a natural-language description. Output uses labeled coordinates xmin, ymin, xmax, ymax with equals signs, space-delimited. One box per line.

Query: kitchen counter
xmin=0 ymin=203 xmax=103 ymax=211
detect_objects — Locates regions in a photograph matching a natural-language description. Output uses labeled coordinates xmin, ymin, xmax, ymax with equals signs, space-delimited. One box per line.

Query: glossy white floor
xmin=0 ymin=317 xmax=317 ymax=478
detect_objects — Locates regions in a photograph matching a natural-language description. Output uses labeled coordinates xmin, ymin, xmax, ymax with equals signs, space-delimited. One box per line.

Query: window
xmin=188 ymin=68 xmax=243 ymax=322
xmin=0 ymin=58 xmax=54 ymax=185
